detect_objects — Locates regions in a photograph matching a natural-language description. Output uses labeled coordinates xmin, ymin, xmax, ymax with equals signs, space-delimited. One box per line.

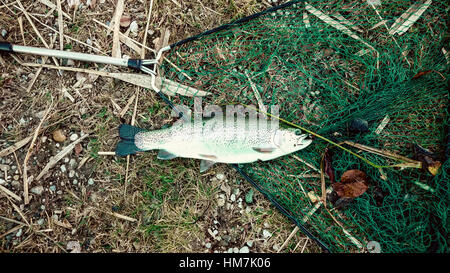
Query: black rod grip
xmin=0 ymin=41 xmax=13 ymax=53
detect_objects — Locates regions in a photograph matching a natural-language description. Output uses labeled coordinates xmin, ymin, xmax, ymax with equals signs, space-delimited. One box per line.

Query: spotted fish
xmin=116 ymin=117 xmax=312 ymax=172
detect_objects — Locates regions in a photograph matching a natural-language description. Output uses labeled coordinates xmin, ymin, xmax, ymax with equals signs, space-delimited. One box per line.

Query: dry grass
xmin=0 ymin=0 xmax=315 ymax=253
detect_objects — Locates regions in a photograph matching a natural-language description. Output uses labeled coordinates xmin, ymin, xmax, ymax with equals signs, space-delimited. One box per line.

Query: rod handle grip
xmin=0 ymin=41 xmax=13 ymax=53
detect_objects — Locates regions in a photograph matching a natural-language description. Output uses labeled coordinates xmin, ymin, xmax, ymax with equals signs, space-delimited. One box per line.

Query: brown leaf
xmin=428 ymin=161 xmax=442 ymax=176
xmin=333 ymin=169 xmax=369 ymax=198
xmin=341 ymin=169 xmax=367 ymax=184
xmin=120 ymin=15 xmax=132 ymax=27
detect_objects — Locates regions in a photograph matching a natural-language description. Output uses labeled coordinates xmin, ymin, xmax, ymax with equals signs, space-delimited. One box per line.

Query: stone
xmin=69 ymin=134 xmax=79 ymax=141
xmin=239 ymin=246 xmax=250 ymax=253
xmin=69 ymin=159 xmax=77 ymax=169
xmin=88 ymin=178 xmax=94 ymax=185
xmin=262 ymin=229 xmax=272 ymax=239
xmin=30 ymin=186 xmax=44 ymax=195
xmin=217 ymin=194 xmax=225 ymax=207
xmin=11 ymin=181 xmax=21 ymax=189
xmin=246 ymin=241 xmax=254 ymax=248
xmin=230 ymin=193 xmax=236 ymax=202
xmin=60 ymin=165 xmax=67 ymax=173
xmin=349 ymin=118 xmax=369 ymax=133
xmin=205 ymin=242 xmax=211 ymax=249
xmin=216 ymin=173 xmax=225 ymax=180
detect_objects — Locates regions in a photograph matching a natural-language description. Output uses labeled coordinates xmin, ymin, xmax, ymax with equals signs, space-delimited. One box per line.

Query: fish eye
xmin=295 ymin=130 xmax=302 ymax=136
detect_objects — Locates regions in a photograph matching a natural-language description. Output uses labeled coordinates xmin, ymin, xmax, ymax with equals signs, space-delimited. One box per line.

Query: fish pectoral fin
xmin=157 ymin=150 xmax=178 ymax=160
xmin=198 ymin=154 xmax=218 ymax=160
xmin=252 ymin=147 xmax=276 ymax=153
xmin=200 ymin=160 xmax=216 ymax=173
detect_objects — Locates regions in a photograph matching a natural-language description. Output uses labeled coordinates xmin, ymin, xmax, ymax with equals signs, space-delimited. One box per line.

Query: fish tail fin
xmin=115 ymin=124 xmax=147 ymax=156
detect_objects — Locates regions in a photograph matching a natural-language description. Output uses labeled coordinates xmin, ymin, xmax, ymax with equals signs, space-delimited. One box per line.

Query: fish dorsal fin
xmin=200 ymin=160 xmax=216 ymax=173
xmin=252 ymin=147 xmax=276 ymax=153
xmin=157 ymin=150 xmax=178 ymax=160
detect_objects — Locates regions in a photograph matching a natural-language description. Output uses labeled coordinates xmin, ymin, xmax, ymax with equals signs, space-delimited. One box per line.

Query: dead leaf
xmin=428 ymin=161 xmax=442 ymax=176
xmin=120 ymin=15 xmax=131 ymax=27
xmin=333 ymin=169 xmax=369 ymax=198
xmin=413 ymin=144 xmax=442 ymax=176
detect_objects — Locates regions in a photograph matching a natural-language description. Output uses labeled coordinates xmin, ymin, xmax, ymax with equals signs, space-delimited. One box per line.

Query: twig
xmin=90 ymin=207 xmax=137 ymax=222
xmin=18 ymin=16 xmax=26 ymax=45
xmin=292 ymin=155 xmax=319 ymax=172
xmin=342 ymin=141 xmax=421 ymax=167
xmin=0 ymin=225 xmax=25 ymax=239
xmin=7 ymin=195 xmax=30 ymax=226
xmin=124 ymin=87 xmax=140 ymax=197
xmin=0 ymin=184 xmax=22 ymax=202
xmin=119 ymin=94 xmax=136 ymax=117
xmin=325 ymin=207 xmax=363 ymax=249
xmin=23 ymin=99 xmax=54 ymax=204
xmin=111 ymin=0 xmax=125 ymax=58
xmin=98 ymin=151 xmax=116 ymax=156
xmin=56 ymin=0 xmax=64 ymax=52
xmin=277 ymin=226 xmax=299 ymax=253
xmin=320 ymin=153 xmax=327 ymax=208
xmin=13 ymin=151 xmax=22 ymax=175
xmin=141 ymin=0 xmax=154 ymax=59
xmin=0 ymin=216 xmax=27 ymax=226
xmin=375 ymin=115 xmax=390 ymax=135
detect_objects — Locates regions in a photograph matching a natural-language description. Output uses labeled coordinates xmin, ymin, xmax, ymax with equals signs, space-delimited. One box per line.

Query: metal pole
xmin=11 ymin=44 xmax=129 ymax=67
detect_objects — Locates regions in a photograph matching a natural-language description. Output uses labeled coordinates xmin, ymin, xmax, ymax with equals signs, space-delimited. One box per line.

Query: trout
xmin=116 ymin=117 xmax=312 ymax=172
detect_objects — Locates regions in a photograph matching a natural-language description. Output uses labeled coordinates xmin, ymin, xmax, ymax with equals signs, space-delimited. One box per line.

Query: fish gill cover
xmin=155 ymin=0 xmax=449 ymax=252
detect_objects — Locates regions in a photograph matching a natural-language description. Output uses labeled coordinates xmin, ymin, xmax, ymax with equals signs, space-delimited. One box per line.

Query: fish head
xmin=274 ymin=128 xmax=312 ymax=153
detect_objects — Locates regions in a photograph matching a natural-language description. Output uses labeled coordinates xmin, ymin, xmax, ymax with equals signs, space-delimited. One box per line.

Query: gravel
xmin=30 ymin=186 xmax=44 ymax=195
xmin=262 ymin=229 xmax=272 ymax=239
xmin=216 ymin=173 xmax=225 ymax=180
xmin=70 ymin=134 xmax=79 ymax=142
xmin=239 ymin=246 xmax=250 ymax=253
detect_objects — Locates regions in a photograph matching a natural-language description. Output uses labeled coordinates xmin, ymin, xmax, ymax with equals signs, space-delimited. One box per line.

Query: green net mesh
xmin=157 ymin=0 xmax=449 ymax=252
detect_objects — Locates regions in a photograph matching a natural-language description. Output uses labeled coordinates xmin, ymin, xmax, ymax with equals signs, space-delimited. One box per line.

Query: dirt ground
xmin=0 ymin=0 xmax=318 ymax=253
